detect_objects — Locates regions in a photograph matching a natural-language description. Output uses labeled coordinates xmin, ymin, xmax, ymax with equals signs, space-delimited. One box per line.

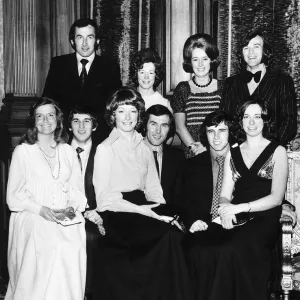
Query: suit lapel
xmin=68 ymin=53 xmax=81 ymax=85
xmin=161 ymin=145 xmax=171 ymax=188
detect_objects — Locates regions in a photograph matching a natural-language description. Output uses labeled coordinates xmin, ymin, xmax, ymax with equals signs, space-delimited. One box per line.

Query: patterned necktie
xmin=153 ymin=150 xmax=160 ymax=177
xmin=80 ymin=59 xmax=88 ymax=88
xmin=211 ymin=156 xmax=225 ymax=220
xmin=76 ymin=147 xmax=84 ymax=172
xmin=241 ymin=70 xmax=262 ymax=83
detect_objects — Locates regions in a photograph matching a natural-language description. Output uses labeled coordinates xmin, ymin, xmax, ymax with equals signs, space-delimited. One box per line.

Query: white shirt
xmin=144 ymin=138 xmax=163 ymax=180
xmin=71 ymin=139 xmax=92 ymax=178
xmin=76 ymin=52 xmax=95 ymax=75
xmin=142 ymin=91 xmax=173 ymax=113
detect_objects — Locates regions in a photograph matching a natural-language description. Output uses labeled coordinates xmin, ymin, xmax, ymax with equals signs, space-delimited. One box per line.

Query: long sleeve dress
xmin=92 ymin=128 xmax=193 ymax=300
xmin=5 ymin=143 xmax=87 ymax=300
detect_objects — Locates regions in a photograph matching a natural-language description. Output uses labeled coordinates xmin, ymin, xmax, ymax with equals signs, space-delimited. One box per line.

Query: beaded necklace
xmin=38 ymin=144 xmax=60 ymax=180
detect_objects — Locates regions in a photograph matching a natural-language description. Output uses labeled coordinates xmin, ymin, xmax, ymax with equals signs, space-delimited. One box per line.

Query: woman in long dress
xmin=5 ymin=98 xmax=87 ymax=300
xmin=171 ymin=33 xmax=222 ymax=158
xmin=93 ymin=87 xmax=192 ymax=300
xmin=185 ymin=96 xmax=288 ymax=300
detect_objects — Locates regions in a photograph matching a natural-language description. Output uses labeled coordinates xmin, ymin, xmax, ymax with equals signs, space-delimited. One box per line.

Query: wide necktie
xmin=76 ymin=147 xmax=84 ymax=172
xmin=211 ymin=156 xmax=225 ymax=220
xmin=80 ymin=59 xmax=88 ymax=88
xmin=241 ymin=70 xmax=262 ymax=83
xmin=153 ymin=150 xmax=160 ymax=178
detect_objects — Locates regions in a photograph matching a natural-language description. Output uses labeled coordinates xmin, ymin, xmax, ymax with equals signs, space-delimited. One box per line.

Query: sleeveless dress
xmin=185 ymin=141 xmax=282 ymax=300
xmin=171 ymin=81 xmax=222 ymax=158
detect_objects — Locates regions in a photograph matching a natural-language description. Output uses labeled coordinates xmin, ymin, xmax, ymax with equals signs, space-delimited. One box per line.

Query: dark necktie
xmin=80 ymin=59 xmax=88 ymax=88
xmin=211 ymin=156 xmax=225 ymax=220
xmin=241 ymin=70 xmax=262 ymax=83
xmin=76 ymin=147 xmax=84 ymax=172
xmin=153 ymin=150 xmax=160 ymax=177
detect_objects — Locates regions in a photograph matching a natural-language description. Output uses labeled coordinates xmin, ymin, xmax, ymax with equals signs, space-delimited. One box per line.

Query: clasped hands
xmin=84 ymin=209 xmax=106 ymax=235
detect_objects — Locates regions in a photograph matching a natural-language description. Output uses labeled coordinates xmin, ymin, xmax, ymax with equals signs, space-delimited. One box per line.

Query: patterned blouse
xmin=171 ymin=80 xmax=222 ymax=158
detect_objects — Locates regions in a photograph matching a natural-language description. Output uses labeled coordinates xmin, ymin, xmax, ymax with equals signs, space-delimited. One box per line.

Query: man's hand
xmin=189 ymin=220 xmax=208 ymax=233
xmin=84 ymin=209 xmax=106 ymax=235
xmin=220 ymin=214 xmax=236 ymax=230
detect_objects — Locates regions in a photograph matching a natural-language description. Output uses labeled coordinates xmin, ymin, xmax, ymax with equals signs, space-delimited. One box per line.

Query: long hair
xmin=105 ymin=87 xmax=145 ymax=131
xmin=182 ymin=33 xmax=220 ymax=73
xmin=20 ymin=97 xmax=68 ymax=145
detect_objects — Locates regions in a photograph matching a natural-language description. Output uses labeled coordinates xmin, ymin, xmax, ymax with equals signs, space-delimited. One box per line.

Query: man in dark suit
xmin=220 ymin=29 xmax=297 ymax=146
xmin=142 ymin=104 xmax=184 ymax=206
xmin=43 ymin=18 xmax=122 ymax=143
xmin=68 ymin=106 xmax=104 ymax=300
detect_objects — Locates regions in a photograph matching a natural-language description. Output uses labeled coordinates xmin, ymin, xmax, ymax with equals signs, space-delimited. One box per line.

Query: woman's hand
xmin=39 ymin=206 xmax=59 ymax=222
xmin=189 ymin=220 xmax=208 ymax=233
xmin=138 ymin=203 xmax=162 ymax=220
xmin=218 ymin=203 xmax=244 ymax=216
xmin=220 ymin=214 xmax=236 ymax=230
xmin=189 ymin=142 xmax=206 ymax=156
xmin=84 ymin=209 xmax=106 ymax=235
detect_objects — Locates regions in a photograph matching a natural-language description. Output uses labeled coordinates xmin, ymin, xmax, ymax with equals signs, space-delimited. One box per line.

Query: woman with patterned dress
xmin=5 ymin=98 xmax=87 ymax=300
xmin=185 ymin=96 xmax=288 ymax=300
xmin=171 ymin=33 xmax=222 ymax=158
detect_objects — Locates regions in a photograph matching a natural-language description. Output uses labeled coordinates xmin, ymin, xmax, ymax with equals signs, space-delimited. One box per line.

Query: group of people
xmin=4 ymin=17 xmax=298 ymax=300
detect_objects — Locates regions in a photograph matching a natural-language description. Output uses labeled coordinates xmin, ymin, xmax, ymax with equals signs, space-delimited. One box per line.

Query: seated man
xmin=68 ymin=106 xmax=104 ymax=300
xmin=183 ymin=110 xmax=296 ymax=232
xmin=142 ymin=104 xmax=185 ymax=206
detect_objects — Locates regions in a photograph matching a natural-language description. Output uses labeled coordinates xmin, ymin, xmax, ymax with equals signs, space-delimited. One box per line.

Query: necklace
xmin=39 ymin=145 xmax=60 ymax=180
xmin=192 ymin=75 xmax=212 ymax=88
xmin=38 ymin=143 xmax=56 ymax=158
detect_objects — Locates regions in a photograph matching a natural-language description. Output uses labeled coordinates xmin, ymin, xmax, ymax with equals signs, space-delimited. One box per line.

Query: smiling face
xmin=35 ymin=104 xmax=57 ymax=136
xmin=146 ymin=114 xmax=170 ymax=147
xmin=70 ymin=113 xmax=95 ymax=145
xmin=137 ymin=62 xmax=156 ymax=91
xmin=115 ymin=105 xmax=138 ymax=133
xmin=242 ymin=104 xmax=264 ymax=137
xmin=191 ymin=48 xmax=211 ymax=79
xmin=206 ymin=122 xmax=229 ymax=154
xmin=242 ymin=35 xmax=264 ymax=69
xmin=73 ymin=25 xmax=99 ymax=57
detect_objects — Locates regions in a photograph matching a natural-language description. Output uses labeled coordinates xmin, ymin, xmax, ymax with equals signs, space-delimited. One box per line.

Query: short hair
xmin=68 ymin=106 xmax=98 ymax=129
xmin=105 ymin=87 xmax=145 ymax=131
xmin=69 ymin=18 xmax=100 ymax=51
xmin=182 ymin=33 xmax=220 ymax=73
xmin=238 ymin=29 xmax=273 ymax=70
xmin=20 ymin=97 xmax=68 ymax=145
xmin=141 ymin=104 xmax=175 ymax=140
xmin=200 ymin=110 xmax=235 ymax=147
xmin=235 ymin=95 xmax=276 ymax=142
xmin=130 ymin=48 xmax=164 ymax=89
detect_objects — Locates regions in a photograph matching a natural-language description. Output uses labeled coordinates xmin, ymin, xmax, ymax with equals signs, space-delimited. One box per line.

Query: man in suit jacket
xmin=43 ymin=18 xmax=122 ymax=143
xmin=220 ymin=29 xmax=297 ymax=146
xmin=142 ymin=104 xmax=184 ymax=206
xmin=68 ymin=106 xmax=104 ymax=300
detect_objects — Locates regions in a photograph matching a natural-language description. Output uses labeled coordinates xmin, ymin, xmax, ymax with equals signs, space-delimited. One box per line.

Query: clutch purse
xmin=233 ymin=212 xmax=250 ymax=226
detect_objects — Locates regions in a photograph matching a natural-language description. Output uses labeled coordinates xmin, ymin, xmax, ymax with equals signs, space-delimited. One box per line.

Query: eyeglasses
xmin=35 ymin=113 xmax=56 ymax=122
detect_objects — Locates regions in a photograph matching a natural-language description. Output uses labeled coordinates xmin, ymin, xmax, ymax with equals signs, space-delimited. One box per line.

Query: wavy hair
xmin=182 ymin=33 xmax=220 ymax=73
xmin=105 ymin=87 xmax=145 ymax=131
xmin=20 ymin=97 xmax=68 ymax=145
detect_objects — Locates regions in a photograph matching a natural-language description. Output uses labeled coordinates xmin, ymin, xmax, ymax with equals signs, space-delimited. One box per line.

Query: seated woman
xmin=93 ymin=87 xmax=192 ymax=300
xmin=185 ymin=96 xmax=288 ymax=300
xmin=5 ymin=98 xmax=87 ymax=300
xmin=130 ymin=48 xmax=172 ymax=112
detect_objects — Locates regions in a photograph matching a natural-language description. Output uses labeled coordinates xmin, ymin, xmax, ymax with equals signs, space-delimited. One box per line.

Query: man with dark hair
xmin=43 ymin=18 xmax=122 ymax=143
xmin=221 ymin=29 xmax=297 ymax=146
xmin=68 ymin=106 xmax=104 ymax=300
xmin=143 ymin=104 xmax=184 ymax=206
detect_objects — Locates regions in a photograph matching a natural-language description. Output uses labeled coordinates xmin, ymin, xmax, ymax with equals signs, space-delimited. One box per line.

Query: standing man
xmin=68 ymin=106 xmax=104 ymax=300
xmin=43 ymin=18 xmax=122 ymax=143
xmin=221 ymin=30 xmax=297 ymax=146
xmin=143 ymin=104 xmax=185 ymax=206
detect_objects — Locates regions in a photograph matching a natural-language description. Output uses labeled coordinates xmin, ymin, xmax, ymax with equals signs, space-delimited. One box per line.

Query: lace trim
xmin=257 ymin=154 xmax=274 ymax=179
xmin=230 ymin=157 xmax=241 ymax=182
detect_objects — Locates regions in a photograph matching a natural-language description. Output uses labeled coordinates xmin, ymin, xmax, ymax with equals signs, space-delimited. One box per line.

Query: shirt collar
xmin=143 ymin=137 xmax=163 ymax=155
xmin=76 ymin=52 xmax=95 ymax=66
xmin=71 ymin=138 xmax=92 ymax=153
xmin=210 ymin=144 xmax=230 ymax=163
xmin=106 ymin=128 xmax=143 ymax=149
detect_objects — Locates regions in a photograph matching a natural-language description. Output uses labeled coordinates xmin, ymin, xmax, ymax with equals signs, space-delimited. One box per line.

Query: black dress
xmin=185 ymin=141 xmax=282 ymax=300
xmin=94 ymin=190 xmax=193 ymax=300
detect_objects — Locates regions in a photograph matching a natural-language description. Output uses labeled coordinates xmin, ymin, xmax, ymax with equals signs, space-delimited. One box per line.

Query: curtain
xmin=93 ymin=0 xmax=151 ymax=86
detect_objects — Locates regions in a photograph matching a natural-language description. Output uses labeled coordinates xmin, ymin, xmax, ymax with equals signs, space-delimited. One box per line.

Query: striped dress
xmin=171 ymin=80 xmax=222 ymax=158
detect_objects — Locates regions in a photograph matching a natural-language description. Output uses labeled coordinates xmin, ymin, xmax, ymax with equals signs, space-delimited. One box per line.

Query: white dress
xmin=142 ymin=91 xmax=173 ymax=113
xmin=5 ymin=143 xmax=87 ymax=300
